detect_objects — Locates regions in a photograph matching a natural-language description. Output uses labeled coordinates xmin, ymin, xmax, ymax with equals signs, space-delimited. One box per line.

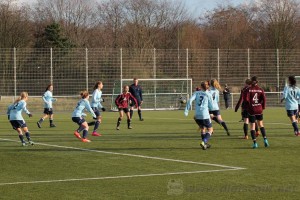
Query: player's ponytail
xmin=93 ymin=81 xmax=102 ymax=90
xmin=251 ymin=76 xmax=258 ymax=86
xmin=80 ymin=90 xmax=89 ymax=99
xmin=45 ymin=84 xmax=53 ymax=92
xmin=211 ymin=79 xmax=221 ymax=89
xmin=14 ymin=92 xmax=28 ymax=103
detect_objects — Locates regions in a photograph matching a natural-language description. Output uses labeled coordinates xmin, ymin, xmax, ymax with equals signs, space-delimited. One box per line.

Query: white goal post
xmin=111 ymin=78 xmax=193 ymax=111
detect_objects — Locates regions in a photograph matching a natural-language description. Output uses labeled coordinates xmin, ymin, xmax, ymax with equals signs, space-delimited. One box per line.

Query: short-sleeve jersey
xmin=72 ymin=99 xmax=96 ymax=118
xmin=243 ymin=85 xmax=266 ymax=115
xmin=208 ymin=87 xmax=220 ymax=111
xmin=185 ymin=90 xmax=213 ymax=119
xmin=282 ymin=85 xmax=300 ymax=110
xmin=91 ymin=89 xmax=103 ymax=108
xmin=7 ymin=100 xmax=31 ymax=120
xmin=43 ymin=90 xmax=56 ymax=109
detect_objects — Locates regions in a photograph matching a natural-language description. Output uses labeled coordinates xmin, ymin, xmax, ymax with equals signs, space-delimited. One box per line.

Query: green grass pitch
xmin=0 ymin=108 xmax=299 ymax=199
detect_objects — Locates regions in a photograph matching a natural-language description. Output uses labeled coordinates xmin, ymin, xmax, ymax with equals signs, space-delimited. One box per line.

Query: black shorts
xmin=249 ymin=114 xmax=263 ymax=123
xmin=242 ymin=110 xmax=249 ymax=118
xmin=286 ymin=110 xmax=297 ymax=117
xmin=10 ymin=120 xmax=27 ymax=130
xmin=92 ymin=107 xmax=101 ymax=117
xmin=44 ymin=108 xmax=53 ymax=115
xmin=194 ymin=119 xmax=212 ymax=129
xmin=209 ymin=110 xmax=220 ymax=116
xmin=118 ymin=108 xmax=129 ymax=113
xmin=72 ymin=117 xmax=86 ymax=125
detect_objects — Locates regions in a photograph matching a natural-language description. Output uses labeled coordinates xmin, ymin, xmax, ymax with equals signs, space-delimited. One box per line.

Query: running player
xmin=185 ymin=81 xmax=214 ymax=150
xmin=72 ymin=91 xmax=97 ymax=143
xmin=115 ymin=85 xmax=138 ymax=130
xmin=208 ymin=79 xmax=230 ymax=136
xmin=37 ymin=84 xmax=57 ymax=128
xmin=129 ymin=78 xmax=144 ymax=121
xmin=7 ymin=92 xmax=34 ymax=146
xmin=89 ymin=81 xmax=105 ymax=137
xmin=243 ymin=76 xmax=269 ymax=148
xmin=281 ymin=76 xmax=300 ymax=136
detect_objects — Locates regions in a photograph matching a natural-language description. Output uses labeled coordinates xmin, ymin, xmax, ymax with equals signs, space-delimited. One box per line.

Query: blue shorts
xmin=72 ymin=117 xmax=86 ymax=125
xmin=209 ymin=110 xmax=220 ymax=116
xmin=10 ymin=120 xmax=27 ymax=130
xmin=44 ymin=108 xmax=53 ymax=115
xmin=92 ymin=107 xmax=101 ymax=118
xmin=286 ymin=110 xmax=297 ymax=117
xmin=249 ymin=114 xmax=263 ymax=123
xmin=194 ymin=119 xmax=212 ymax=129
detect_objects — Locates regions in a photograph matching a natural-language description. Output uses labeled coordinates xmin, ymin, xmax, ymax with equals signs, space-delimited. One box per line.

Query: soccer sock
xmin=250 ymin=130 xmax=256 ymax=141
xmin=260 ymin=127 xmax=267 ymax=138
xmin=77 ymin=126 xmax=85 ymax=133
xmin=204 ymin=132 xmax=211 ymax=143
xmin=255 ymin=121 xmax=259 ymax=132
xmin=38 ymin=118 xmax=44 ymax=124
xmin=212 ymin=117 xmax=220 ymax=124
xmin=117 ymin=118 xmax=121 ymax=127
xmin=243 ymin=123 xmax=248 ymax=136
xmin=50 ymin=119 xmax=53 ymax=125
xmin=292 ymin=121 xmax=299 ymax=132
xmin=18 ymin=134 xmax=25 ymax=143
xmin=201 ymin=133 xmax=205 ymax=141
xmin=138 ymin=109 xmax=142 ymax=120
xmin=82 ymin=130 xmax=88 ymax=139
xmin=94 ymin=121 xmax=100 ymax=132
xmin=221 ymin=122 xmax=229 ymax=132
xmin=127 ymin=119 xmax=131 ymax=127
xmin=130 ymin=110 xmax=133 ymax=119
xmin=25 ymin=132 xmax=31 ymax=141
xmin=87 ymin=121 xmax=95 ymax=126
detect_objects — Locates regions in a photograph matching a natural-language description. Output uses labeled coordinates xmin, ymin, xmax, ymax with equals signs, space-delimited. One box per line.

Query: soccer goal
xmin=110 ymin=78 xmax=193 ymax=111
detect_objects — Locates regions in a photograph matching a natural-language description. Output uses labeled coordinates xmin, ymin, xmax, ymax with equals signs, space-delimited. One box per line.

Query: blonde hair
xmin=14 ymin=92 xmax=28 ymax=104
xmin=123 ymin=85 xmax=129 ymax=93
xmin=80 ymin=90 xmax=89 ymax=99
xmin=210 ymin=79 xmax=221 ymax=89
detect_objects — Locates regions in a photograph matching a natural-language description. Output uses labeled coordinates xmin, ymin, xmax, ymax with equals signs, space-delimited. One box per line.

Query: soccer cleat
xmin=28 ymin=140 xmax=34 ymax=145
xmin=116 ymin=126 xmax=120 ymax=130
xmin=21 ymin=142 xmax=27 ymax=147
xmin=206 ymin=143 xmax=211 ymax=149
xmin=50 ymin=124 xmax=56 ymax=128
xmin=255 ymin=131 xmax=260 ymax=137
xmin=74 ymin=131 xmax=82 ymax=139
xmin=81 ymin=138 xmax=91 ymax=143
xmin=200 ymin=141 xmax=207 ymax=150
xmin=244 ymin=135 xmax=249 ymax=140
xmin=37 ymin=122 xmax=41 ymax=128
xmin=226 ymin=131 xmax=230 ymax=136
xmin=295 ymin=132 xmax=300 ymax=136
xmin=264 ymin=139 xmax=269 ymax=147
xmin=92 ymin=132 xmax=102 ymax=136
xmin=128 ymin=126 xmax=132 ymax=129
xmin=140 ymin=118 xmax=144 ymax=121
xmin=252 ymin=142 xmax=258 ymax=149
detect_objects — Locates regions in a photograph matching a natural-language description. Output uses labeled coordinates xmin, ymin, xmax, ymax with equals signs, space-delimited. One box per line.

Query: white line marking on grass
xmin=0 ymin=168 xmax=241 ymax=186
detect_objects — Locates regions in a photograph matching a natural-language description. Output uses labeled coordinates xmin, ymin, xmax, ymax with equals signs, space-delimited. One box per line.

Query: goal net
xmin=110 ymin=78 xmax=193 ymax=111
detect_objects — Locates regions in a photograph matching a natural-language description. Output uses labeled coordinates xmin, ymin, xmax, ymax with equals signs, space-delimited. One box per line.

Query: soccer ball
xmin=179 ymin=97 xmax=186 ymax=104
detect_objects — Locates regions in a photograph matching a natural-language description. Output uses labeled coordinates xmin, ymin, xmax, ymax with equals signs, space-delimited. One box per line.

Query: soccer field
xmin=0 ymin=108 xmax=299 ymax=200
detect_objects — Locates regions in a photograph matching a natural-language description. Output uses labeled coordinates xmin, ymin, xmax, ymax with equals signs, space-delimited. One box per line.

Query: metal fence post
xmin=277 ymin=49 xmax=280 ymax=91
xmin=14 ymin=47 xmax=17 ymax=99
xmin=120 ymin=48 xmax=123 ymax=93
xmin=50 ymin=48 xmax=53 ymax=84
xmin=248 ymin=48 xmax=250 ymax=78
xmin=217 ymin=48 xmax=220 ymax=82
xmin=154 ymin=48 xmax=156 ymax=110
xmin=85 ymin=48 xmax=88 ymax=91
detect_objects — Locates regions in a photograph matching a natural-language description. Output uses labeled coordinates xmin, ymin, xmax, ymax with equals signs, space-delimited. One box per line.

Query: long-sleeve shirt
xmin=282 ymin=85 xmax=300 ymax=110
xmin=7 ymin=100 xmax=31 ymax=120
xmin=43 ymin=90 xmax=56 ymax=109
xmin=91 ymin=89 xmax=103 ymax=108
xmin=208 ymin=87 xmax=220 ymax=111
xmin=129 ymin=84 xmax=143 ymax=101
xmin=72 ymin=99 xmax=96 ymax=118
xmin=115 ymin=92 xmax=137 ymax=108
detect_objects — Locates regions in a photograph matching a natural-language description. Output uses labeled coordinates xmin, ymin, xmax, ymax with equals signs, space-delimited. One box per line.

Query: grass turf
xmin=0 ymin=108 xmax=299 ymax=199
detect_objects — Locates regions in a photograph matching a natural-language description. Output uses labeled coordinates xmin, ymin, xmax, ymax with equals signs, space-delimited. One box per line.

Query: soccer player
xmin=281 ymin=76 xmax=300 ymax=136
xmin=37 ymin=84 xmax=57 ymax=128
xmin=243 ymin=76 xmax=269 ymax=148
xmin=235 ymin=78 xmax=260 ymax=139
xmin=184 ymin=81 xmax=214 ymax=150
xmin=72 ymin=91 xmax=97 ymax=143
xmin=129 ymin=78 xmax=144 ymax=121
xmin=89 ymin=81 xmax=105 ymax=137
xmin=208 ymin=79 xmax=230 ymax=136
xmin=115 ymin=85 xmax=138 ymax=130
xmin=7 ymin=92 xmax=34 ymax=146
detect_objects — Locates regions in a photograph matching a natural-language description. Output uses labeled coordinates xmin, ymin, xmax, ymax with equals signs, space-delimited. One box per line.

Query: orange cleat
xmin=81 ymin=138 xmax=91 ymax=143
xmin=92 ymin=132 xmax=102 ymax=136
xmin=74 ymin=131 xmax=81 ymax=139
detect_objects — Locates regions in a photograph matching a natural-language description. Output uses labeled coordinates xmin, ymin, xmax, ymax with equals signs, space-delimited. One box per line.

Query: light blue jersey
xmin=185 ymin=91 xmax=213 ymax=119
xmin=91 ymin=89 xmax=103 ymax=108
xmin=7 ymin=100 xmax=31 ymax=120
xmin=208 ymin=87 xmax=220 ymax=111
xmin=43 ymin=90 xmax=56 ymax=109
xmin=282 ymin=86 xmax=300 ymax=110
xmin=72 ymin=99 xmax=96 ymax=118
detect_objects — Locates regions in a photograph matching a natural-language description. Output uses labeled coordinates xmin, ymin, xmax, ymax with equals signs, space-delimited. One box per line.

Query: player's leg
xmin=37 ymin=112 xmax=48 ymax=128
xmin=249 ymin=115 xmax=258 ymax=148
xmin=130 ymin=106 xmax=134 ymax=119
xmin=124 ymin=108 xmax=132 ymax=129
xmin=49 ymin=111 xmax=56 ymax=127
xmin=242 ymin=110 xmax=249 ymax=139
xmin=22 ymin=126 xmax=34 ymax=145
xmin=16 ymin=127 xmax=26 ymax=146
xmin=91 ymin=108 xmax=102 ymax=136
xmin=137 ymin=101 xmax=143 ymax=121
xmin=72 ymin=117 xmax=85 ymax=139
xmin=80 ymin=121 xmax=91 ymax=142
xmin=257 ymin=116 xmax=269 ymax=147
xmin=217 ymin=114 xmax=230 ymax=136
xmin=288 ymin=110 xmax=299 ymax=136
xmin=116 ymin=109 xmax=123 ymax=130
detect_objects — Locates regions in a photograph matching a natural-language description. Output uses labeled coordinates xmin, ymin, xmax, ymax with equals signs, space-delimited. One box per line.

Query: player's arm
xmin=115 ymin=94 xmax=122 ymax=108
xmin=139 ymin=86 xmax=143 ymax=102
xmin=130 ymin=93 xmax=138 ymax=107
xmin=184 ymin=93 xmax=196 ymax=116
xmin=281 ymin=87 xmax=287 ymax=103
xmin=85 ymin=100 xmax=96 ymax=118
xmin=235 ymin=90 xmax=243 ymax=112
xmin=262 ymin=90 xmax=266 ymax=110
xmin=21 ymin=102 xmax=32 ymax=117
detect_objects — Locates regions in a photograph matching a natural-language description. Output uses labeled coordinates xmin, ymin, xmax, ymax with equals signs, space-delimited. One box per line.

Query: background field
xmin=0 ymin=108 xmax=299 ymax=200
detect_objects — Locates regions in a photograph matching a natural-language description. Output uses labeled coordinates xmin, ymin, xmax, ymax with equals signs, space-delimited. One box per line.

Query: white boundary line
xmin=0 ymin=138 xmax=245 ymax=186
